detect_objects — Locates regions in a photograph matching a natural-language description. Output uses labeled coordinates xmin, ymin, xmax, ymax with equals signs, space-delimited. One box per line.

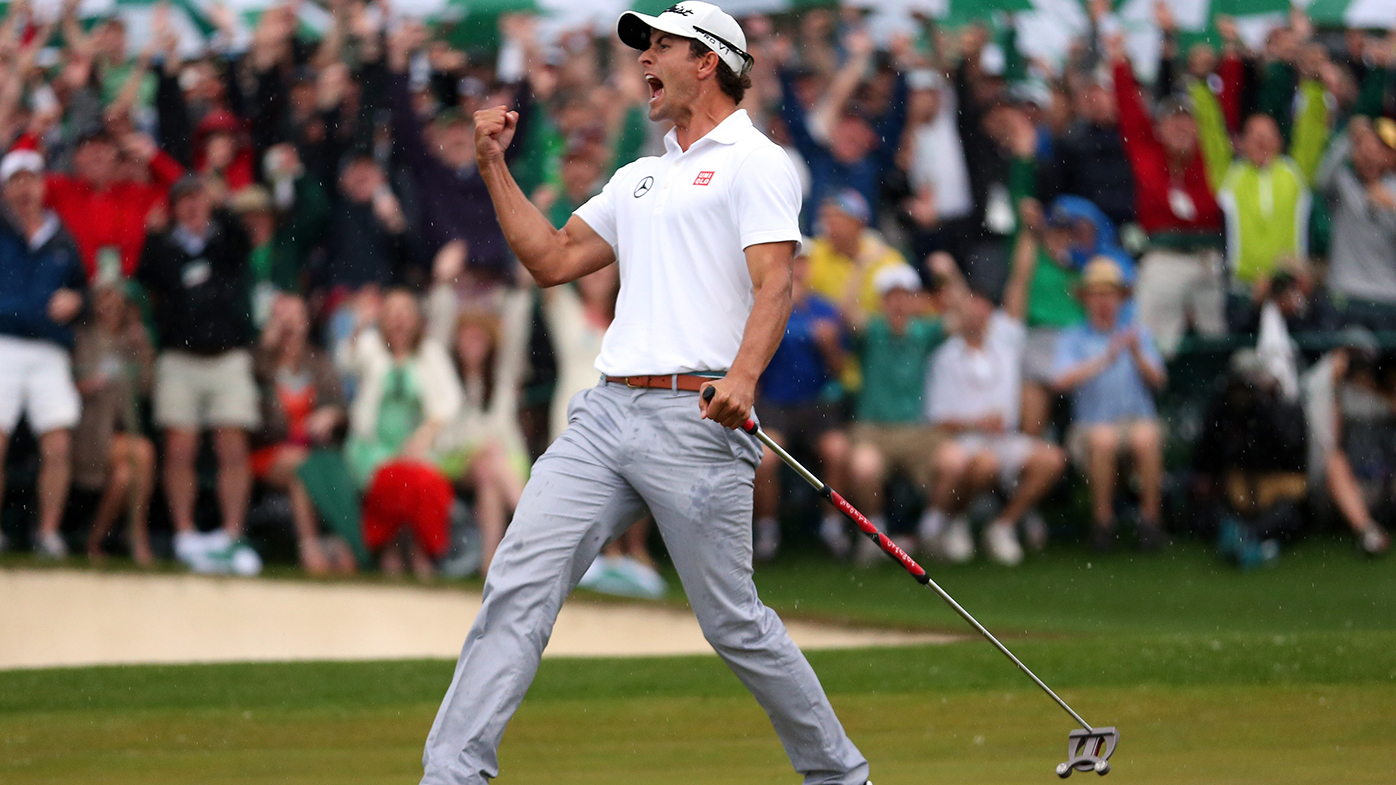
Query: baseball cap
xmin=873 ymin=263 xmax=923 ymax=296
xmin=0 ymin=149 xmax=44 ymax=182
xmin=824 ymin=189 xmax=871 ymax=225
xmin=618 ymin=2 xmax=753 ymax=77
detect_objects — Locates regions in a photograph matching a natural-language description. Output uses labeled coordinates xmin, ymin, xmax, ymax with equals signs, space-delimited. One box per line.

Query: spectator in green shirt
xmin=843 ymin=260 xmax=949 ymax=565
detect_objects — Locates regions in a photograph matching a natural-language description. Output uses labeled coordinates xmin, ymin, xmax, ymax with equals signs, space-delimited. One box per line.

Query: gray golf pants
xmin=421 ymin=381 xmax=869 ymax=785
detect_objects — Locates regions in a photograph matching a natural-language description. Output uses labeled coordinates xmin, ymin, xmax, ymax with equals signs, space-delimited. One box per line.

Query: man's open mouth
xmin=645 ymin=75 xmax=664 ymax=104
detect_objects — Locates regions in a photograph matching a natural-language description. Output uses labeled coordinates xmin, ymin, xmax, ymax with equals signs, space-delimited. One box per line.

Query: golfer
xmin=420 ymin=3 xmax=869 ymax=784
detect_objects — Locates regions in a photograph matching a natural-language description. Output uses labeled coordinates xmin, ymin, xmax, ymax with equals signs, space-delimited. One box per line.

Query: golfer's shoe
xmin=938 ymin=517 xmax=975 ymax=563
xmin=983 ymin=520 xmax=1023 ymax=567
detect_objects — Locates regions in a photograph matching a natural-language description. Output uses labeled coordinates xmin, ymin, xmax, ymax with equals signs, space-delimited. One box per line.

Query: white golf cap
xmin=618 ymin=2 xmax=753 ymax=77
xmin=873 ymin=263 xmax=923 ymax=296
xmin=0 ymin=149 xmax=45 ymax=182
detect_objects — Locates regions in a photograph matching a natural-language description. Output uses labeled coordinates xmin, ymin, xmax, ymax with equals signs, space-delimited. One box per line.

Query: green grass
xmin=3 ymin=537 xmax=1395 ymax=784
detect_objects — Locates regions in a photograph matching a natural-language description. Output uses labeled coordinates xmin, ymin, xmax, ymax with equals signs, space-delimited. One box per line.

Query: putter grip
xmin=701 ymin=385 xmax=757 ymax=434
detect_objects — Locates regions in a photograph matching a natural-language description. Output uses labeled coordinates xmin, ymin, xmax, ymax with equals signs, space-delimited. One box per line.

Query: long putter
xmin=705 ymin=388 xmax=1119 ymax=777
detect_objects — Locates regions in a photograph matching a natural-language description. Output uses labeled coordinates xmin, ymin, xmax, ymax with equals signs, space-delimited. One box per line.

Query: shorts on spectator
xmin=154 ymin=349 xmax=261 ymax=431
xmin=1065 ymin=418 xmax=1153 ymax=469
xmin=955 ymin=432 xmax=1041 ymax=488
xmin=1022 ymin=328 xmax=1062 ymax=384
xmin=849 ymin=423 xmax=947 ymax=488
xmin=756 ymin=400 xmax=844 ymax=444
xmin=0 ymin=335 xmax=81 ymax=434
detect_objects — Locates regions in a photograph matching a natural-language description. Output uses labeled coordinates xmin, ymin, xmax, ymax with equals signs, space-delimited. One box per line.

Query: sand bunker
xmin=0 ymin=569 xmax=953 ymax=669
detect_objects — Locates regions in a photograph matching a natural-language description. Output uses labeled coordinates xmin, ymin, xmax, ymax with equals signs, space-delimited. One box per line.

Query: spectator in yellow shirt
xmin=807 ymin=189 xmax=909 ymax=325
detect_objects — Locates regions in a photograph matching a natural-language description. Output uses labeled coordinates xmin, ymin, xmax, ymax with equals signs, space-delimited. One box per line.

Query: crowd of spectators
xmin=2 ymin=0 xmax=1395 ymax=585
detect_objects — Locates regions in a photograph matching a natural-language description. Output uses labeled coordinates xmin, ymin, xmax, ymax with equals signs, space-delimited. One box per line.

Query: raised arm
xmin=473 ymin=107 xmax=616 ymax=287
xmin=1001 ymin=199 xmax=1040 ymax=323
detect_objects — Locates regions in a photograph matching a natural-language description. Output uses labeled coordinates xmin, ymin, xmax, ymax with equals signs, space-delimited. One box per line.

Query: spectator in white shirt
xmin=922 ymin=261 xmax=1066 ymax=566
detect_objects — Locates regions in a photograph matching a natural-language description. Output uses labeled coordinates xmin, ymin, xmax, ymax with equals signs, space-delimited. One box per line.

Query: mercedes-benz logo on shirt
xmin=633 ymin=176 xmax=654 ymax=198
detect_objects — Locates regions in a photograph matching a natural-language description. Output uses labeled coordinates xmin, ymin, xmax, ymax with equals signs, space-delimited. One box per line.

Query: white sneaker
xmin=229 ymin=542 xmax=263 ymax=577
xmin=917 ymin=509 xmax=946 ymax=556
xmin=614 ymin=556 xmax=668 ymax=599
xmin=938 ymin=517 xmax=975 ymax=563
xmin=853 ymin=532 xmax=883 ymax=568
xmin=754 ymin=518 xmax=781 ymax=562
xmin=35 ymin=531 xmax=68 ymax=559
xmin=1021 ymin=510 xmax=1048 ymax=552
xmin=819 ymin=515 xmax=852 ymax=559
xmin=1360 ymin=525 xmax=1390 ymax=556
xmin=984 ymin=520 xmax=1024 ymax=566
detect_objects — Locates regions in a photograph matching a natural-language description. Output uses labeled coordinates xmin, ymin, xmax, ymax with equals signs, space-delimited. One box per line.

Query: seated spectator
xmin=1109 ymin=37 xmax=1226 ymax=357
xmin=1051 ymin=258 xmax=1168 ymax=552
xmin=1315 ymin=118 xmax=1396 ymax=331
xmin=43 ymin=129 xmax=183 ymax=280
xmin=0 ymin=150 xmax=87 ymax=559
xmin=923 ymin=255 xmax=1066 ymax=566
xmin=137 ymin=176 xmax=262 ymax=575
xmin=1302 ymin=330 xmax=1392 ymax=556
xmin=253 ymin=294 xmax=354 ymax=576
xmin=426 ymin=264 xmax=529 ymax=577
xmin=844 ymin=262 xmax=948 ymax=565
xmin=341 ymin=288 xmax=462 ymax=579
xmin=72 ymin=275 xmax=156 ymax=564
xmin=1194 ymin=351 xmax=1309 ymax=568
xmin=753 ymin=239 xmax=848 ymax=561
xmin=807 ymin=189 xmax=907 ymax=327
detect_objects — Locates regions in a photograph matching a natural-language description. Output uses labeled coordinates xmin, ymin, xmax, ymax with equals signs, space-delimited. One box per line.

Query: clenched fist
xmin=474 ymin=107 xmax=519 ymax=166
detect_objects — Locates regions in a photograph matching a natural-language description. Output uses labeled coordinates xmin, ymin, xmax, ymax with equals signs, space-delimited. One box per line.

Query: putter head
xmin=1055 ymin=727 xmax=1118 ymax=778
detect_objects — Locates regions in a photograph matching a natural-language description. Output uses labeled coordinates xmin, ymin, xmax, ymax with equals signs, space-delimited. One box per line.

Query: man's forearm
xmin=479 ymin=157 xmax=570 ymax=285
xmin=727 ymin=269 xmax=793 ymax=385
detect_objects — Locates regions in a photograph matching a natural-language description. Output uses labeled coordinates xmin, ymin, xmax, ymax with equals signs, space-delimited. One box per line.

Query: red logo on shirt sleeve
xmin=693 ymin=171 xmax=714 ymax=186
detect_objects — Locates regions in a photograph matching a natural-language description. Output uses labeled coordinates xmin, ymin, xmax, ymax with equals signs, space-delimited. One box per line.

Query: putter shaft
xmin=746 ymin=419 xmax=1095 ymax=733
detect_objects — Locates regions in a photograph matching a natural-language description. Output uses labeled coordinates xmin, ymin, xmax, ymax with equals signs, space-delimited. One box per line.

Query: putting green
xmin=3 ymin=641 xmax=1394 ymax=785
xmin=2 ymin=539 xmax=1393 ymax=783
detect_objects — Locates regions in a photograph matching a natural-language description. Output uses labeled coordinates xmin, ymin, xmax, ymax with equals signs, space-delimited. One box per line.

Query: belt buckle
xmin=626 ymin=376 xmax=643 ymax=389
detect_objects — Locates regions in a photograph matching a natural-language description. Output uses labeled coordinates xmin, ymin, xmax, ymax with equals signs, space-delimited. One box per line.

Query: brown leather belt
xmin=605 ymin=374 xmax=716 ymax=392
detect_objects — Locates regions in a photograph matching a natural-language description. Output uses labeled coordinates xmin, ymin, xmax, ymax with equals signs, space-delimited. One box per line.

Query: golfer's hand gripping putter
xmin=703 ymin=386 xmax=1120 ymax=777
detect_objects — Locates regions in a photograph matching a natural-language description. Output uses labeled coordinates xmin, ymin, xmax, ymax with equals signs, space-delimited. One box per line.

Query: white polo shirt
xmin=573 ymin=109 xmax=802 ymax=376
xmin=924 ymin=311 xmax=1027 ymax=431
